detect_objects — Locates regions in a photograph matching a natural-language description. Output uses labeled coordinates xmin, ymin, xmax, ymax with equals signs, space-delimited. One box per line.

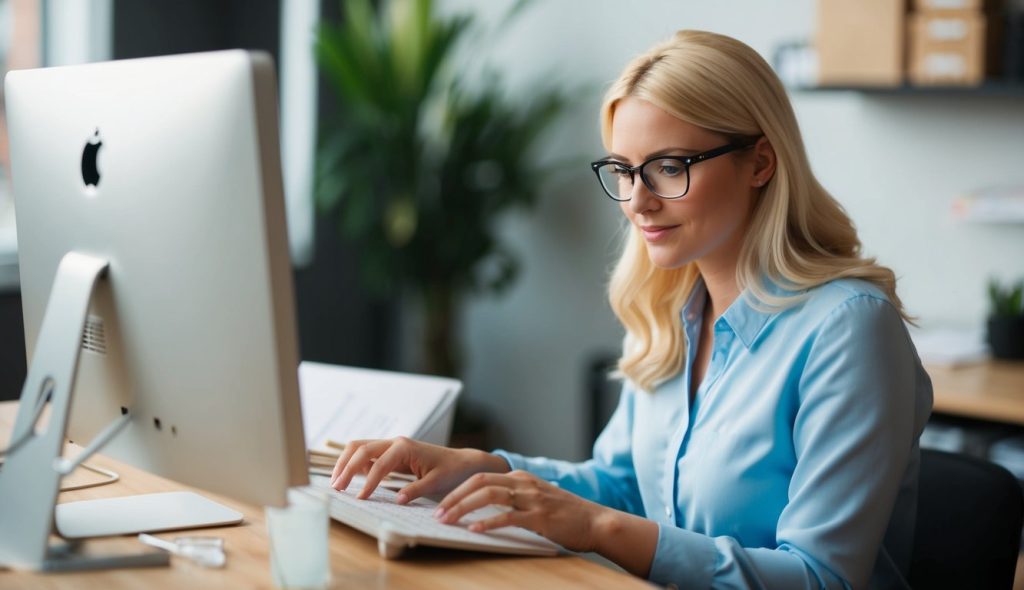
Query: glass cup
xmin=265 ymin=487 xmax=330 ymax=589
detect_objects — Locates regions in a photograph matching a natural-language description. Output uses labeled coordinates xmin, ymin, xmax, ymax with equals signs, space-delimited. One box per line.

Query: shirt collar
xmin=682 ymin=274 xmax=796 ymax=350
xmin=720 ymin=291 xmax=772 ymax=349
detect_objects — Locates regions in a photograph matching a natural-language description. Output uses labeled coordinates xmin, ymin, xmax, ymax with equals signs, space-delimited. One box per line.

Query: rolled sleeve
xmin=651 ymin=526 xmax=834 ymax=589
xmin=649 ymin=524 xmax=717 ymax=589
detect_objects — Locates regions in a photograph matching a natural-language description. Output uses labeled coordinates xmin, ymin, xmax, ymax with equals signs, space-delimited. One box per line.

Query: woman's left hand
xmin=433 ymin=470 xmax=606 ymax=552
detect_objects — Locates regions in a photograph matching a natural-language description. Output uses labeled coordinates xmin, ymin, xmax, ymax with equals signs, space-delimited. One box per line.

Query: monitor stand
xmin=55 ymin=490 xmax=243 ymax=539
xmin=0 ymin=252 xmax=240 ymax=572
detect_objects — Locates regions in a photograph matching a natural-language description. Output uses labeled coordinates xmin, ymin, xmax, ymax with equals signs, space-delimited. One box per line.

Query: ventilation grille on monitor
xmin=81 ymin=315 xmax=107 ymax=355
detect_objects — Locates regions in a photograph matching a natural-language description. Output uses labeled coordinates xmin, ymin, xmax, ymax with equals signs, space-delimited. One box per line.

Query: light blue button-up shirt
xmin=495 ymin=277 xmax=933 ymax=589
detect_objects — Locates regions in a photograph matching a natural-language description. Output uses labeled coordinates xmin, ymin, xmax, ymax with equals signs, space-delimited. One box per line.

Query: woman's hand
xmin=433 ymin=470 xmax=610 ymax=553
xmin=330 ymin=436 xmax=509 ymax=503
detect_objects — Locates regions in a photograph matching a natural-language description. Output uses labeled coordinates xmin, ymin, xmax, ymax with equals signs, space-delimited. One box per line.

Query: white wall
xmin=437 ymin=0 xmax=1024 ymax=460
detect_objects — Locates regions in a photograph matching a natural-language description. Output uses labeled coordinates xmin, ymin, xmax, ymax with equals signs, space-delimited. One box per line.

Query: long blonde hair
xmin=605 ymin=30 xmax=908 ymax=393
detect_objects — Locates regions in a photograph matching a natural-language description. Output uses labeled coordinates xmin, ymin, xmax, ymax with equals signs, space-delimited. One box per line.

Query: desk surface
xmin=927 ymin=360 xmax=1024 ymax=425
xmin=5 ymin=362 xmax=1022 ymax=587
xmin=0 ymin=402 xmax=647 ymax=590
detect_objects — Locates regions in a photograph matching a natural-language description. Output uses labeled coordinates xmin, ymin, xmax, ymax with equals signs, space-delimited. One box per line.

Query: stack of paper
xmin=909 ymin=327 xmax=989 ymax=368
xmin=298 ymin=362 xmax=461 ymax=453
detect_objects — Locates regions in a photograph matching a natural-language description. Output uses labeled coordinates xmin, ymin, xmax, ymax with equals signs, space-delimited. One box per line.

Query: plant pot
xmin=987 ymin=316 xmax=1024 ymax=360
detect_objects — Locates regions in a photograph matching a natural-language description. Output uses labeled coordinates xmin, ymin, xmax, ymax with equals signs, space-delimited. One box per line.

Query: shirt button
xmin=664 ymin=505 xmax=672 ymax=517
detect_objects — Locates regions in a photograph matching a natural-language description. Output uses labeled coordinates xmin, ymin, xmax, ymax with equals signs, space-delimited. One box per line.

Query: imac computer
xmin=0 ymin=50 xmax=307 ymax=570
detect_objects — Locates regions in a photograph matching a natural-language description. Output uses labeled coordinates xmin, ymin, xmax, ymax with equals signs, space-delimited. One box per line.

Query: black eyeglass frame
xmin=590 ymin=141 xmax=758 ymax=202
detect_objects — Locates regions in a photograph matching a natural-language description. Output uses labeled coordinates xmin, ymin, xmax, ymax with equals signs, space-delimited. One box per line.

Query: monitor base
xmin=56 ymin=491 xmax=244 ymax=539
xmin=42 ymin=540 xmax=170 ymax=572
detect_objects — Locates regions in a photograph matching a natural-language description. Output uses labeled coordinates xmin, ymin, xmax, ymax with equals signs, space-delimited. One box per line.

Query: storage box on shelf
xmin=909 ymin=7 xmax=1004 ymax=85
xmin=816 ymin=0 xmax=907 ymax=86
xmin=803 ymin=0 xmax=1024 ymax=93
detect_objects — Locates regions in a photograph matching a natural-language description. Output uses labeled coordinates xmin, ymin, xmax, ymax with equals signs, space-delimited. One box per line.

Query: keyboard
xmin=309 ymin=475 xmax=561 ymax=559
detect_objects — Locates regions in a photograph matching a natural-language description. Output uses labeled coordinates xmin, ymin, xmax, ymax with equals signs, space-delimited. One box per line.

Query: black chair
xmin=587 ymin=354 xmax=621 ymax=446
xmin=909 ymin=449 xmax=1024 ymax=589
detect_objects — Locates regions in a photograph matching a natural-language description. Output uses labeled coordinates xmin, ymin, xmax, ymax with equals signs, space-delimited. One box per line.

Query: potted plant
xmin=314 ymin=0 xmax=567 ymax=379
xmin=987 ymin=278 xmax=1024 ymax=360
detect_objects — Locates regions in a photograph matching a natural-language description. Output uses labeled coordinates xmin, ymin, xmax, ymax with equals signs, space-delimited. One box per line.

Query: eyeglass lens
xmin=596 ymin=158 xmax=690 ymax=201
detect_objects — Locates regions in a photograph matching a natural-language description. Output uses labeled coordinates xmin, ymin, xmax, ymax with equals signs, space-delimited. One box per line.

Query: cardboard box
xmin=817 ymin=0 xmax=907 ymax=86
xmin=909 ymin=11 xmax=1002 ymax=85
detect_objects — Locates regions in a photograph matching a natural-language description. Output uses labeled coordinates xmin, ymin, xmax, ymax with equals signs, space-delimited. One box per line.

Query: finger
xmin=359 ymin=437 xmax=412 ymax=500
xmin=437 ymin=472 xmax=513 ymax=514
xmin=333 ymin=440 xmax=389 ymax=492
xmin=467 ymin=509 xmax=523 ymax=533
xmin=438 ymin=485 xmax=514 ymax=525
xmin=396 ymin=472 xmax=442 ymax=505
xmin=330 ymin=440 xmax=367 ymax=485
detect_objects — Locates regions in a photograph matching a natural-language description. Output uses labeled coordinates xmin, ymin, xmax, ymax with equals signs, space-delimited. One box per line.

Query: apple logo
xmin=81 ymin=128 xmax=102 ymax=191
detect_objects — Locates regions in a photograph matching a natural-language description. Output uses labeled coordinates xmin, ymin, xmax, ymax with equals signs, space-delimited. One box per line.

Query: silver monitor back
xmin=7 ymin=50 xmax=307 ymax=507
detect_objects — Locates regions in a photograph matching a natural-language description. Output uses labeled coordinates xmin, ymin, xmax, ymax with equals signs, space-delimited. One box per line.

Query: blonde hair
xmin=605 ymin=30 xmax=908 ymax=393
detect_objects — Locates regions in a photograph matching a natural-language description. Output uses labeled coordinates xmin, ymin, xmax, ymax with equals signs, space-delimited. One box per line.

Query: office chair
xmin=587 ymin=354 xmax=621 ymax=446
xmin=909 ymin=449 xmax=1023 ymax=590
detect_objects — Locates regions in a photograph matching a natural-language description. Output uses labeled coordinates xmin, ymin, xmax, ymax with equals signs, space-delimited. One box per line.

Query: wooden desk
xmin=0 ymin=402 xmax=647 ymax=590
xmin=926 ymin=360 xmax=1024 ymax=425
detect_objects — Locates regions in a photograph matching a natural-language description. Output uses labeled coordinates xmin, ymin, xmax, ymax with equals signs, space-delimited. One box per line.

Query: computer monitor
xmin=1 ymin=50 xmax=307 ymax=569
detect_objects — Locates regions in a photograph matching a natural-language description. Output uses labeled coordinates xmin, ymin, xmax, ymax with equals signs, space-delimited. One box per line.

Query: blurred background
xmin=0 ymin=0 xmax=1023 ymax=469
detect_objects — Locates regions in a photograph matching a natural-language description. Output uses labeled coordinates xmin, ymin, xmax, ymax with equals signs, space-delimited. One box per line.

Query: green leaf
xmin=314 ymin=0 xmax=571 ymax=304
xmin=988 ymin=277 xmax=1024 ymax=317
xmin=384 ymin=195 xmax=418 ymax=248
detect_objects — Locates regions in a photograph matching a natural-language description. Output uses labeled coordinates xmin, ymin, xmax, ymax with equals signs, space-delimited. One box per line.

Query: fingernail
xmin=396 ymin=493 xmax=408 ymax=504
xmin=433 ymin=507 xmax=445 ymax=519
xmin=469 ymin=523 xmax=483 ymax=532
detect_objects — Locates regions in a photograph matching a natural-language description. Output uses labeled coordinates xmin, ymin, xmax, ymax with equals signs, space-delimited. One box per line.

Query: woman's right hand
xmin=329 ymin=437 xmax=510 ymax=505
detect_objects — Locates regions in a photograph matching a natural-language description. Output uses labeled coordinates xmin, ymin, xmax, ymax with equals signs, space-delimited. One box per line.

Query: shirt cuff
xmin=648 ymin=523 xmax=718 ymax=590
xmin=492 ymin=449 xmax=517 ymax=471
xmin=491 ymin=449 xmax=557 ymax=480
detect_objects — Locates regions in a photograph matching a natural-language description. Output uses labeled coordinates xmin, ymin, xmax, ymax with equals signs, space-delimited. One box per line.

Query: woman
xmin=330 ymin=30 xmax=932 ymax=589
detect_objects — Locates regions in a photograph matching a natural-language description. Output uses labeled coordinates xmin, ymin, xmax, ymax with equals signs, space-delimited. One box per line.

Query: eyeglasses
xmin=590 ymin=141 xmax=756 ymax=202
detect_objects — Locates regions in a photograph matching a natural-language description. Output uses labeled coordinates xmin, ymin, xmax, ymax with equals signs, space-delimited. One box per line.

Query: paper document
xmin=909 ymin=327 xmax=989 ymax=368
xmin=299 ymin=362 xmax=461 ymax=451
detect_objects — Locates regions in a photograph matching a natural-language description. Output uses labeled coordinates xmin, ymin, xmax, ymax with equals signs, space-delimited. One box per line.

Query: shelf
xmin=952 ymin=189 xmax=1024 ymax=224
xmin=790 ymin=81 xmax=1024 ymax=97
